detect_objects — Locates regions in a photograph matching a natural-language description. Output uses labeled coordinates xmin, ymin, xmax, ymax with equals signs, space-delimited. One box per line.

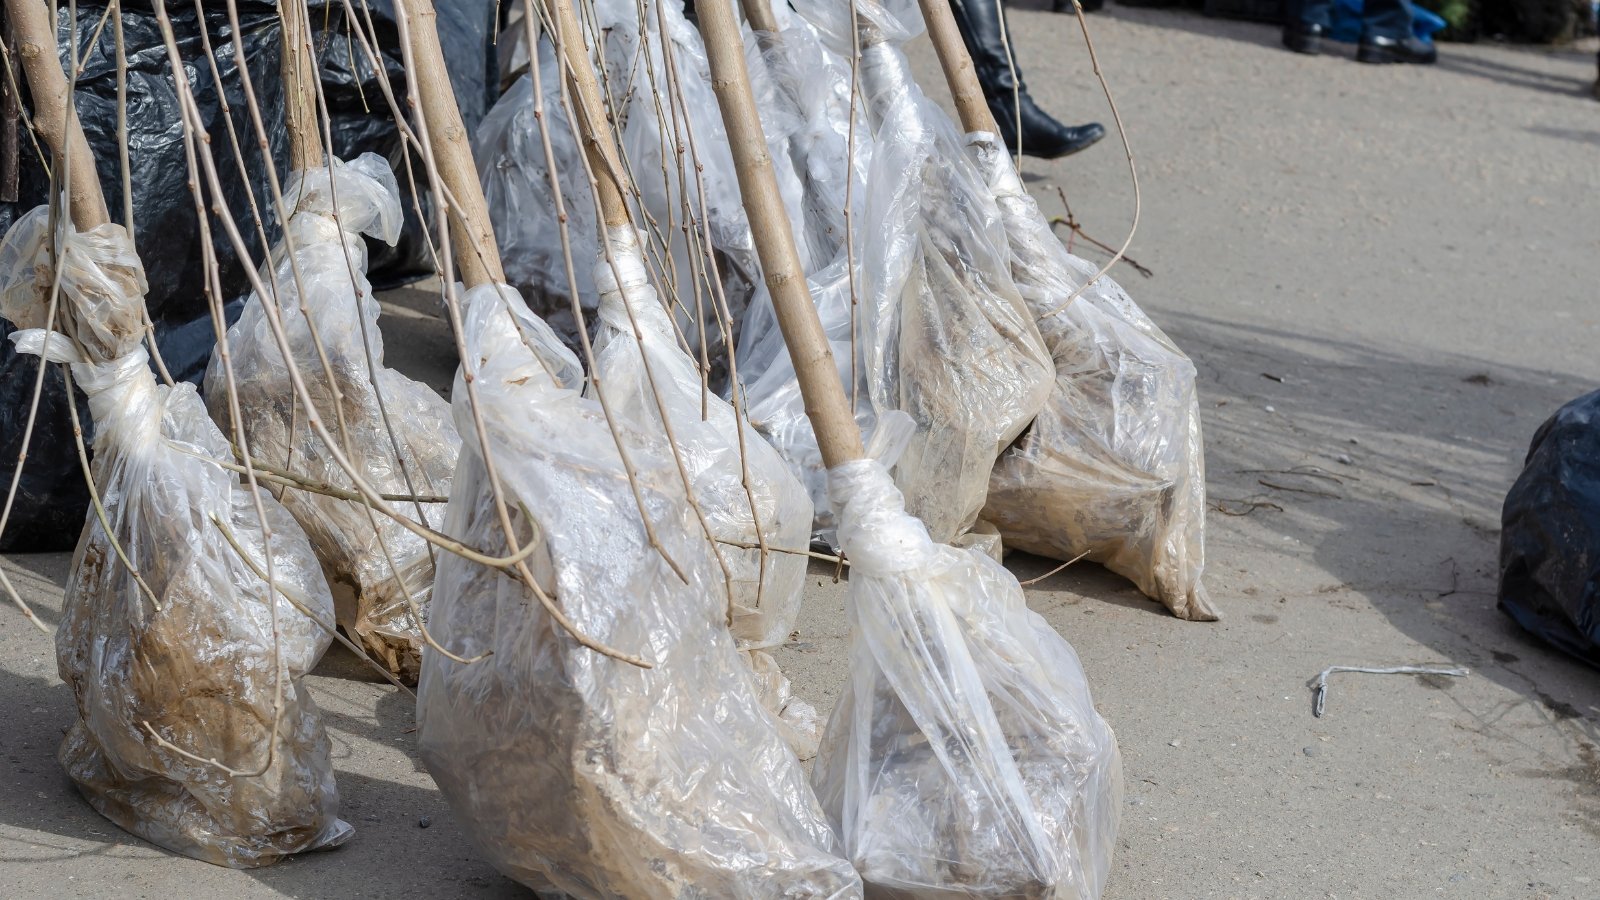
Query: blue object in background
xmin=1330 ymin=0 xmax=1447 ymax=43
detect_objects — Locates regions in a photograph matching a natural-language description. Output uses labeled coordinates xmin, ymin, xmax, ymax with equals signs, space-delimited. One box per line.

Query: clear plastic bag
xmin=813 ymin=413 xmax=1123 ymax=898
xmin=479 ymin=7 xmax=792 ymax=385
xmin=601 ymin=0 xmax=777 ymax=387
xmin=746 ymin=9 xmax=861 ymax=274
xmin=854 ymin=35 xmax=1052 ymax=543
xmin=0 ymin=206 xmax=348 ymax=867
xmin=967 ymin=136 xmax=1214 ymax=621
xmin=773 ymin=4 xmax=1052 ymax=543
xmin=476 ymin=51 xmax=597 ymax=351
xmin=205 ymin=153 xmax=461 ymax=679
xmin=736 ymin=6 xmax=876 ymax=546
xmin=586 ymin=226 xmax=820 ymax=752
xmin=416 ymin=282 xmax=861 ymax=896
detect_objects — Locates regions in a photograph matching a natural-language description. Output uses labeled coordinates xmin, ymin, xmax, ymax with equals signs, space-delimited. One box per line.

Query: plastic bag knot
xmin=282 ymin=153 xmax=403 ymax=246
xmin=0 ymin=204 xmax=148 ymax=363
xmin=595 ymin=225 xmax=674 ymax=339
xmin=966 ymin=132 xmax=1026 ymax=201
xmin=829 ymin=458 xmax=936 ymax=575
xmin=11 ymin=329 xmax=159 ymax=444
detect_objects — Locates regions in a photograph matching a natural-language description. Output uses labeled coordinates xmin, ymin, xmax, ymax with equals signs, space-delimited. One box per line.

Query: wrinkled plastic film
xmin=604 ymin=0 xmax=773 ymax=388
xmin=735 ymin=10 xmax=875 ymax=546
xmin=1 ymin=208 xmax=347 ymax=867
xmin=205 ymin=154 xmax=462 ymax=679
xmin=416 ymin=282 xmax=861 ymax=896
xmin=813 ymin=413 xmax=1123 ymax=897
xmin=588 ymin=225 xmax=820 ymax=753
xmin=0 ymin=204 xmax=149 ymax=361
xmin=476 ymin=51 xmax=598 ymax=352
xmin=967 ymin=135 xmax=1214 ymax=621
xmin=478 ymin=5 xmax=790 ymax=385
xmin=843 ymin=35 xmax=1052 ymax=542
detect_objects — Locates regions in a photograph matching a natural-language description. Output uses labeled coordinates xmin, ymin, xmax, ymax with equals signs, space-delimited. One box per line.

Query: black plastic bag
xmin=0 ymin=0 xmax=495 ymax=552
xmin=1498 ymin=389 xmax=1600 ymax=669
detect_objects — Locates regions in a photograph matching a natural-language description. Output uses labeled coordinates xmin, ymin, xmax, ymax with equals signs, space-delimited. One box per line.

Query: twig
xmin=1258 ymin=478 xmax=1340 ymax=499
xmin=1210 ymin=496 xmax=1283 ymax=516
xmin=716 ymin=538 xmax=845 ymax=566
xmin=1047 ymin=185 xmax=1152 ymax=278
xmin=194 ymin=447 xmax=450 ymax=504
xmin=210 ymin=512 xmax=419 ymax=696
xmin=1309 ymin=665 xmax=1468 ymax=717
xmin=1019 ymin=549 xmax=1091 ymax=587
xmin=1040 ymin=1 xmax=1139 ymax=319
xmin=1236 ymin=466 xmax=1351 ymax=484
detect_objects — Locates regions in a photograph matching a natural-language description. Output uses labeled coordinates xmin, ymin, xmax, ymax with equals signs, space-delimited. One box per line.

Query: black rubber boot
xmin=1356 ymin=34 xmax=1438 ymax=64
xmin=948 ymin=0 xmax=1106 ymax=159
xmin=1282 ymin=22 xmax=1325 ymax=55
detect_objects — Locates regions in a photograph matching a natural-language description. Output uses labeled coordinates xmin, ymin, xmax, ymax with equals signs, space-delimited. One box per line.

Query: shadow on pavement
xmin=1165 ymin=309 xmax=1598 ymax=742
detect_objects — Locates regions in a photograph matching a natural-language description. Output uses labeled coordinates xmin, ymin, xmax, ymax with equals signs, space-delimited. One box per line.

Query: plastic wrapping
xmin=476 ymin=2 xmax=804 ymax=383
xmin=744 ymin=9 xmax=862 ymax=273
xmin=1499 ymin=389 xmax=1600 ymax=668
xmin=604 ymin=0 xmax=771 ymax=383
xmin=812 ymin=414 xmax=1123 ymax=898
xmin=967 ymin=136 xmax=1214 ymax=621
xmin=0 ymin=207 xmax=347 ymax=867
xmin=586 ymin=226 xmax=820 ymax=752
xmin=851 ymin=33 xmax=1052 ymax=542
xmin=758 ymin=3 xmax=1051 ymax=544
xmin=204 ymin=154 xmax=460 ymax=679
xmin=476 ymin=50 xmax=598 ymax=349
xmin=0 ymin=0 xmax=497 ymax=553
xmin=736 ymin=8 xmax=875 ymax=544
xmin=416 ymin=282 xmax=861 ymax=896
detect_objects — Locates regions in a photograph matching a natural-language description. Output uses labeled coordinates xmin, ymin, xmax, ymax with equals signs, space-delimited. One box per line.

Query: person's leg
xmin=1356 ymin=0 xmax=1437 ymax=64
xmin=947 ymin=0 xmax=1105 ymax=159
xmin=1282 ymin=0 xmax=1334 ymax=54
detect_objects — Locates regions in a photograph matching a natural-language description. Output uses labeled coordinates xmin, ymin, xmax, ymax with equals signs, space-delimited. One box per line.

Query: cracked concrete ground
xmin=3 ymin=7 xmax=1598 ymax=899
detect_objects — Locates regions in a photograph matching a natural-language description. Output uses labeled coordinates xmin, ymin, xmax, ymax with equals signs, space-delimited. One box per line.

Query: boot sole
xmin=1357 ymin=45 xmax=1438 ymax=64
xmin=1021 ymin=130 xmax=1107 ymax=160
xmin=1283 ymin=36 xmax=1322 ymax=55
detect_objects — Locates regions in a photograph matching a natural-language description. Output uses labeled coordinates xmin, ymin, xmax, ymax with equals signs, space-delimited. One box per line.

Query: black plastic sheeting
xmin=0 ymin=0 xmax=496 ymax=552
xmin=1498 ymin=389 xmax=1600 ymax=669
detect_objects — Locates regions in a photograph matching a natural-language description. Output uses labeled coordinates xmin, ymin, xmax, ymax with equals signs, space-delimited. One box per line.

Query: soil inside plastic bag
xmin=586 ymin=225 xmax=820 ymax=754
xmin=812 ymin=413 xmax=1123 ymax=899
xmin=417 ymin=282 xmax=860 ymax=897
xmin=205 ymin=154 xmax=460 ymax=681
xmin=966 ymin=136 xmax=1214 ymax=622
xmin=0 ymin=205 xmax=347 ymax=867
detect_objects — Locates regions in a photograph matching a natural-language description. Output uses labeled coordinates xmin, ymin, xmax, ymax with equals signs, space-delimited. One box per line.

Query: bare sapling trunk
xmin=690 ymin=0 xmax=865 ymax=468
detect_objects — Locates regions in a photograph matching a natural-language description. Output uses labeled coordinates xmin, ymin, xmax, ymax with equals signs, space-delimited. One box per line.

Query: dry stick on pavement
xmin=1050 ymin=185 xmax=1153 ymax=278
xmin=1041 ymin=2 xmax=1139 ymax=317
